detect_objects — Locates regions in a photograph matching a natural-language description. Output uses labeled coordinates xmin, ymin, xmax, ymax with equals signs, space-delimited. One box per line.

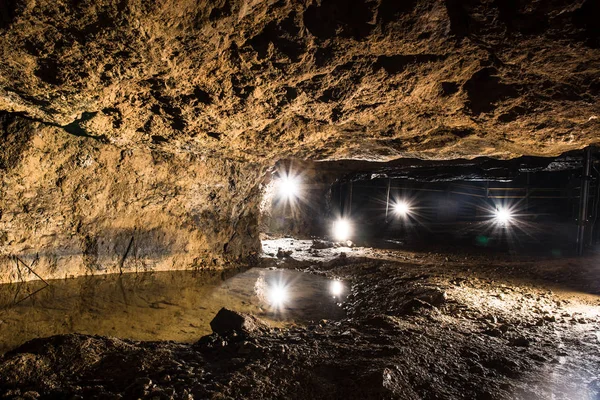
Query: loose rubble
xmin=1 ymin=249 xmax=599 ymax=399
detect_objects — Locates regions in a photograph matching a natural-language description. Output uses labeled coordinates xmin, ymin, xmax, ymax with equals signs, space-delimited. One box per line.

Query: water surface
xmin=0 ymin=267 xmax=346 ymax=354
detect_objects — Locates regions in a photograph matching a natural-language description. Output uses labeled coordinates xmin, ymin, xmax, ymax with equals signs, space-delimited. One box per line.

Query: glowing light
xmin=393 ymin=200 xmax=411 ymax=217
xmin=268 ymin=283 xmax=289 ymax=308
xmin=333 ymin=218 xmax=352 ymax=241
xmin=278 ymin=174 xmax=300 ymax=200
xmin=330 ymin=280 xmax=344 ymax=297
xmin=494 ymin=207 xmax=513 ymax=225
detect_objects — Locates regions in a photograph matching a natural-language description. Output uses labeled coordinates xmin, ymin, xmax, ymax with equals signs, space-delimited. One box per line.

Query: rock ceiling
xmin=0 ymin=0 xmax=599 ymax=162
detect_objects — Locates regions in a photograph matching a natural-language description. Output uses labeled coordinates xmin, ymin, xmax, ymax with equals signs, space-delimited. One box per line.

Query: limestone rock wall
xmin=0 ymin=114 xmax=264 ymax=283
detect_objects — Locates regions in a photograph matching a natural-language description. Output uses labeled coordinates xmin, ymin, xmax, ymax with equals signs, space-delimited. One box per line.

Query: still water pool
xmin=0 ymin=268 xmax=346 ymax=353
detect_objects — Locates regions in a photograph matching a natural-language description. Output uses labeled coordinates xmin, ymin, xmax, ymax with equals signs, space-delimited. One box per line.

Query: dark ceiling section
xmin=320 ymin=150 xmax=590 ymax=183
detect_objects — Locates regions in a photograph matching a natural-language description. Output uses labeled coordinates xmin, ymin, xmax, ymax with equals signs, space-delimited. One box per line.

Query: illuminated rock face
xmin=0 ymin=0 xmax=599 ymax=280
xmin=1 ymin=0 xmax=599 ymax=161
xmin=0 ymin=112 xmax=263 ymax=282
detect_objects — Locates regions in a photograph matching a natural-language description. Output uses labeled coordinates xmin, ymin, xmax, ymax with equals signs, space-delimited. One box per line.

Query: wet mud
xmin=1 ymin=247 xmax=599 ymax=399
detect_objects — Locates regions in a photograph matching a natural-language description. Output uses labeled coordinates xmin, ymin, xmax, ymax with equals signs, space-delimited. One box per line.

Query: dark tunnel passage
xmin=261 ymin=149 xmax=600 ymax=258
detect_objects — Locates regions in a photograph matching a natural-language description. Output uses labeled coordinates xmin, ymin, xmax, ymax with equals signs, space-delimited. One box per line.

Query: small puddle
xmin=0 ymin=268 xmax=347 ymax=354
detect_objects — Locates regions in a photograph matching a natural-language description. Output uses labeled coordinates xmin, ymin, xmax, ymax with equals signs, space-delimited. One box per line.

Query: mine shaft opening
xmin=260 ymin=149 xmax=600 ymax=260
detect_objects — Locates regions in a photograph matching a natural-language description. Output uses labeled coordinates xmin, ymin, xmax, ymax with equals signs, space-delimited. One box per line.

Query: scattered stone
xmin=276 ymin=248 xmax=293 ymax=258
xmin=311 ymin=239 xmax=334 ymax=249
xmin=510 ymin=336 xmax=530 ymax=347
xmin=416 ymin=288 xmax=447 ymax=307
xmin=237 ymin=341 xmax=259 ymax=355
xmin=209 ymin=308 xmax=269 ymax=335
xmin=543 ymin=315 xmax=556 ymax=323
xmin=484 ymin=328 xmax=503 ymax=337
xmin=529 ymin=353 xmax=547 ymax=362
xmin=398 ymin=298 xmax=436 ymax=315
xmin=363 ymin=315 xmax=399 ymax=331
xmin=124 ymin=377 xmax=153 ymax=398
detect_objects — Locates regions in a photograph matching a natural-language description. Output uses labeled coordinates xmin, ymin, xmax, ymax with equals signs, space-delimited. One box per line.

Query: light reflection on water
xmin=0 ymin=268 xmax=346 ymax=354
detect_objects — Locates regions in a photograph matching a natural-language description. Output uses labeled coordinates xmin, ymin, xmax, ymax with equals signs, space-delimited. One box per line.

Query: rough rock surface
xmin=0 ymin=0 xmax=599 ymax=161
xmin=210 ymin=308 xmax=269 ymax=335
xmin=1 ymin=254 xmax=599 ymax=399
xmin=1 ymin=0 xmax=600 ymax=280
xmin=0 ymin=112 xmax=263 ymax=282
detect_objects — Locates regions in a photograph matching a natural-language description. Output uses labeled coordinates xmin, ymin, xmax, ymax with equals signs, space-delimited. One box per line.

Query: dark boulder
xmin=209 ymin=308 xmax=269 ymax=335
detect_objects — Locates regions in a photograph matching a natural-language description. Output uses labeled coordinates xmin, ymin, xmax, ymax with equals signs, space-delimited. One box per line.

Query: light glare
xmin=333 ymin=219 xmax=352 ymax=241
xmin=393 ymin=200 xmax=410 ymax=216
xmin=278 ymin=175 xmax=300 ymax=200
xmin=268 ymin=283 xmax=288 ymax=307
xmin=494 ymin=207 xmax=512 ymax=225
xmin=330 ymin=280 xmax=344 ymax=297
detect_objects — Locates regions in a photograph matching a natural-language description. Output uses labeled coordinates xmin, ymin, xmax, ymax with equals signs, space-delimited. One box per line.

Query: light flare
xmin=278 ymin=174 xmax=300 ymax=200
xmin=494 ymin=207 xmax=513 ymax=225
xmin=393 ymin=200 xmax=411 ymax=217
xmin=330 ymin=280 xmax=344 ymax=297
xmin=268 ymin=283 xmax=289 ymax=308
xmin=333 ymin=218 xmax=352 ymax=241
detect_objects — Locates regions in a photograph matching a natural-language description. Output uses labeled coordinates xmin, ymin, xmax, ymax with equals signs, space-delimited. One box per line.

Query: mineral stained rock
xmin=0 ymin=0 xmax=599 ymax=281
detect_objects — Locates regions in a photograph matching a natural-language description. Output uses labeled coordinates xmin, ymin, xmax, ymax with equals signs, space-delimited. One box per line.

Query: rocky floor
xmin=1 ymin=246 xmax=599 ymax=399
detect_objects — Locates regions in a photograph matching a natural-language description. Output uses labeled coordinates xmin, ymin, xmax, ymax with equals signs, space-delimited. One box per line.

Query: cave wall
xmin=0 ymin=114 xmax=264 ymax=283
xmin=0 ymin=0 xmax=598 ymax=162
xmin=0 ymin=0 xmax=600 ymax=281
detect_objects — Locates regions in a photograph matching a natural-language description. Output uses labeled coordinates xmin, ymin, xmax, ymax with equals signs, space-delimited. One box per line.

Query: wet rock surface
xmin=1 ymin=250 xmax=599 ymax=399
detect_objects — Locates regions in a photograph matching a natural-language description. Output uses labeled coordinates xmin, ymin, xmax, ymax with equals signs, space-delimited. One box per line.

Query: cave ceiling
xmin=0 ymin=0 xmax=599 ymax=162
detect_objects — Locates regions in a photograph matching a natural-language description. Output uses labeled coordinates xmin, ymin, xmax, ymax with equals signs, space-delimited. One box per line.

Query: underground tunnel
xmin=1 ymin=0 xmax=600 ymax=399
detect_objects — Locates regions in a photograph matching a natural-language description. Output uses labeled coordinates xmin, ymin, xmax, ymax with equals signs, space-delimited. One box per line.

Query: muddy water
xmin=0 ymin=267 xmax=346 ymax=354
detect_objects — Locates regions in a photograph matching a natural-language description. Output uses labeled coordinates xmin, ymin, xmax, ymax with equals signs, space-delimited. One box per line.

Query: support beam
xmin=348 ymin=181 xmax=353 ymax=215
xmin=577 ymin=147 xmax=593 ymax=256
xmin=385 ymin=178 xmax=391 ymax=222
